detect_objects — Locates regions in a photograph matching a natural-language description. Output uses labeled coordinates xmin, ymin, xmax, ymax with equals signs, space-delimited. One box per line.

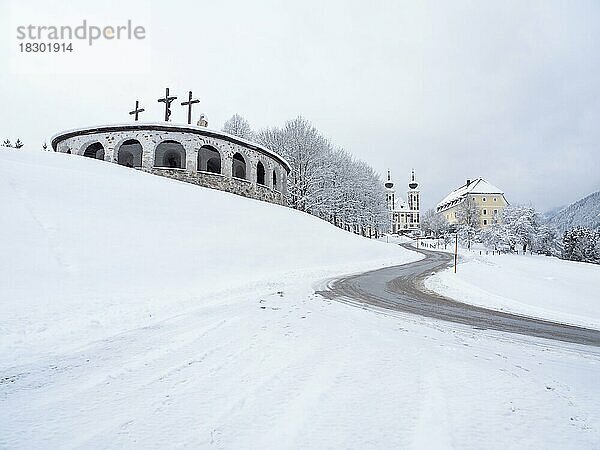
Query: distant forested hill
xmin=545 ymin=191 xmax=600 ymax=233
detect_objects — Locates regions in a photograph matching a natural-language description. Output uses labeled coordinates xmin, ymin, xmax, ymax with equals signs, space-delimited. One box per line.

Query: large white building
xmin=385 ymin=170 xmax=420 ymax=234
xmin=436 ymin=178 xmax=508 ymax=228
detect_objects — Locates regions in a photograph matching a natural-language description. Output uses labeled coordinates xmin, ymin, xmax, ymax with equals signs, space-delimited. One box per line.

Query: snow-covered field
xmin=2 ymin=149 xmax=600 ymax=449
xmin=424 ymin=242 xmax=600 ymax=330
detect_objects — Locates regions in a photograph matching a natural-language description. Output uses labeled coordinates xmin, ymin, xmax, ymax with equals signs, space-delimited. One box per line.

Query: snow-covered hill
xmin=0 ymin=148 xmax=416 ymax=365
xmin=545 ymin=190 xmax=600 ymax=233
xmin=2 ymin=149 xmax=600 ymax=448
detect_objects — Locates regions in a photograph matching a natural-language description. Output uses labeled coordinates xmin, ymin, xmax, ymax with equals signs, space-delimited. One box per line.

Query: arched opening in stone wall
xmin=83 ymin=142 xmax=105 ymax=160
xmin=256 ymin=161 xmax=265 ymax=185
xmin=66 ymin=149 xmax=71 ymax=154
xmin=155 ymin=140 xmax=186 ymax=169
xmin=198 ymin=145 xmax=221 ymax=174
xmin=232 ymin=152 xmax=246 ymax=179
xmin=117 ymin=139 xmax=143 ymax=168
xmin=272 ymin=170 xmax=278 ymax=191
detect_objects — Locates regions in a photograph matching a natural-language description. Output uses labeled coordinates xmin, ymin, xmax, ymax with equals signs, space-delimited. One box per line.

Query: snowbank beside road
xmin=425 ymin=250 xmax=600 ymax=330
xmin=0 ymin=149 xmax=419 ymax=366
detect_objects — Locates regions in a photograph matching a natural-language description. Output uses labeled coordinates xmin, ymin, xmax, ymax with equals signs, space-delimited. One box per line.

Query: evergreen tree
xmin=562 ymin=227 xmax=600 ymax=264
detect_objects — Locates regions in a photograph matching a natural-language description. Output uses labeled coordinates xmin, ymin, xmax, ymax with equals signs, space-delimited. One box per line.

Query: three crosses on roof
xmin=129 ymin=88 xmax=200 ymax=125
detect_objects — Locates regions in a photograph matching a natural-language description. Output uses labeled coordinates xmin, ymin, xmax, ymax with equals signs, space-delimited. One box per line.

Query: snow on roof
xmin=437 ymin=178 xmax=504 ymax=210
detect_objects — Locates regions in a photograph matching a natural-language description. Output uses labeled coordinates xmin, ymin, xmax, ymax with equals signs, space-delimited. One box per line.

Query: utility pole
xmin=454 ymin=232 xmax=458 ymax=273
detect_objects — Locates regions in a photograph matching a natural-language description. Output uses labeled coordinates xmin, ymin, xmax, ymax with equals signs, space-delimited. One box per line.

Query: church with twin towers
xmin=385 ymin=170 xmax=421 ymax=234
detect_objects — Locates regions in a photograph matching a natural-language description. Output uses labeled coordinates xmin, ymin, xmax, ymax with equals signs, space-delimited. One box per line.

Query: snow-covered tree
xmin=478 ymin=204 xmax=560 ymax=255
xmin=479 ymin=222 xmax=509 ymax=251
xmin=14 ymin=139 xmax=23 ymax=149
xmin=562 ymin=227 xmax=600 ymax=264
xmin=420 ymin=209 xmax=435 ymax=236
xmin=456 ymin=198 xmax=479 ymax=250
xmin=3 ymin=139 xmax=11 ymax=148
xmin=534 ymin=225 xmax=559 ymax=256
xmin=255 ymin=116 xmax=389 ymax=236
xmin=222 ymin=114 xmax=254 ymax=140
xmin=501 ymin=205 xmax=540 ymax=253
xmin=421 ymin=209 xmax=450 ymax=238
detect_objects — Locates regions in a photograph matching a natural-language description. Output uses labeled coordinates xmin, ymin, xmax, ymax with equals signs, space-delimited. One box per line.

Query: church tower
xmin=407 ymin=169 xmax=420 ymax=230
xmin=385 ymin=169 xmax=395 ymax=211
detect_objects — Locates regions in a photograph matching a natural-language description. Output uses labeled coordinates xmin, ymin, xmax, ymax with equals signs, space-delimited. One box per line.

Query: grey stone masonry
xmin=52 ymin=123 xmax=290 ymax=206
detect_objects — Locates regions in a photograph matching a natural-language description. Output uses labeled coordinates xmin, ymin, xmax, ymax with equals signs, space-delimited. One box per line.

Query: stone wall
xmin=149 ymin=168 xmax=285 ymax=205
xmin=53 ymin=124 xmax=289 ymax=206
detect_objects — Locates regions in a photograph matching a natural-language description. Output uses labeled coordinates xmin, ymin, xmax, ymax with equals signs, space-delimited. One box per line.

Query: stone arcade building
xmin=51 ymin=123 xmax=290 ymax=205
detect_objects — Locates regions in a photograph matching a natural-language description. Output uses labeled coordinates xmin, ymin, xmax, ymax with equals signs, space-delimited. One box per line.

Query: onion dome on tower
xmin=408 ymin=169 xmax=418 ymax=189
xmin=385 ymin=169 xmax=394 ymax=189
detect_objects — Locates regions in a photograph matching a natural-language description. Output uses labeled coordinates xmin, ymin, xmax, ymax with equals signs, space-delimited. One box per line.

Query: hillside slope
xmin=0 ymin=149 xmax=417 ymax=365
xmin=546 ymin=190 xmax=600 ymax=233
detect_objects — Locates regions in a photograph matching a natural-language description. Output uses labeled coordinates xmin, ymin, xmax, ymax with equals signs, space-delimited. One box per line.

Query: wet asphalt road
xmin=319 ymin=244 xmax=600 ymax=347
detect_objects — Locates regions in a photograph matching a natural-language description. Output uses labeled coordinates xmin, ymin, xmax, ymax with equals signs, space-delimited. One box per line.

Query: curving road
xmin=319 ymin=243 xmax=600 ymax=347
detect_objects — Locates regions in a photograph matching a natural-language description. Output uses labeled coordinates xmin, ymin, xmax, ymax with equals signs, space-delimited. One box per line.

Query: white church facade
xmin=385 ymin=170 xmax=421 ymax=234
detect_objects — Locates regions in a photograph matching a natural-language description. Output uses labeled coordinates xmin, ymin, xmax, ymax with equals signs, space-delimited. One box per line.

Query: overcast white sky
xmin=1 ymin=0 xmax=599 ymax=211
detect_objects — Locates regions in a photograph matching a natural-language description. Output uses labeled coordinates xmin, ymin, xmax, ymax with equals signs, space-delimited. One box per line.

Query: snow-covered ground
xmin=423 ymin=241 xmax=600 ymax=330
xmin=2 ymin=149 xmax=600 ymax=448
xmin=0 ymin=149 xmax=420 ymax=368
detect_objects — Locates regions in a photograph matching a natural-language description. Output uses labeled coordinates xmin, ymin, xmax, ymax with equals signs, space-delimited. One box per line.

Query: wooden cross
xmin=157 ymin=88 xmax=177 ymax=122
xmin=129 ymin=100 xmax=145 ymax=121
xmin=181 ymin=91 xmax=200 ymax=125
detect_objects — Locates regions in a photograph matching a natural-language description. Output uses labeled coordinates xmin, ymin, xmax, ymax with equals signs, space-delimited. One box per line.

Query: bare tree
xmin=256 ymin=116 xmax=389 ymax=236
xmin=456 ymin=197 xmax=479 ymax=250
xmin=222 ymin=114 xmax=254 ymax=140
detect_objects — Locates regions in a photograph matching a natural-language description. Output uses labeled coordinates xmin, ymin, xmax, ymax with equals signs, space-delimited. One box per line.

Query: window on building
xmin=483 ymin=209 xmax=487 ymax=215
xmin=117 ymin=139 xmax=142 ymax=168
xmin=83 ymin=142 xmax=105 ymax=160
xmin=155 ymin=140 xmax=185 ymax=169
xmin=483 ymin=219 xmax=488 ymax=225
xmin=198 ymin=145 xmax=221 ymax=174
xmin=494 ymin=197 xmax=497 ymax=202
xmin=483 ymin=197 xmax=486 ymax=202
xmin=256 ymin=161 xmax=266 ymax=185
xmin=494 ymin=209 xmax=498 ymax=215
xmin=232 ymin=153 xmax=247 ymax=179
